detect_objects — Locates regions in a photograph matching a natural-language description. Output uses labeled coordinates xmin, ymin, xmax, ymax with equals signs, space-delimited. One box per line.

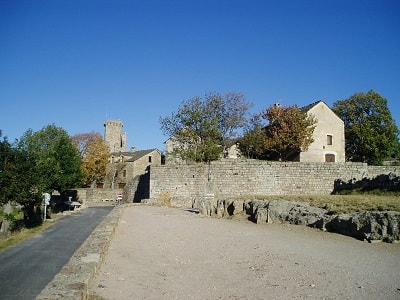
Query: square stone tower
xmin=104 ymin=120 xmax=127 ymax=153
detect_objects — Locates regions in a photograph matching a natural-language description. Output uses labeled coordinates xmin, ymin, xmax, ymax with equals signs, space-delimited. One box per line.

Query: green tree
xmin=1 ymin=131 xmax=41 ymax=226
xmin=332 ymin=90 xmax=399 ymax=165
xmin=238 ymin=113 xmax=268 ymax=159
xmin=19 ymin=124 xmax=83 ymax=194
xmin=160 ymin=92 xmax=251 ymax=162
xmin=72 ymin=132 xmax=110 ymax=187
xmin=0 ymin=132 xmax=20 ymax=205
xmin=0 ymin=131 xmax=36 ymax=205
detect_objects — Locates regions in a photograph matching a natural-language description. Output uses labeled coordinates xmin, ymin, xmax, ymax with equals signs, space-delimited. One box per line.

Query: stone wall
xmin=73 ymin=188 xmax=124 ymax=205
xmin=149 ymin=159 xmax=398 ymax=207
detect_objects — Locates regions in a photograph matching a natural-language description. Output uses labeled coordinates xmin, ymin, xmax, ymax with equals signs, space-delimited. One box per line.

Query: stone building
xmin=104 ymin=120 xmax=127 ymax=153
xmin=102 ymin=119 xmax=162 ymax=202
xmin=103 ymin=149 xmax=162 ymax=189
xmin=299 ymin=101 xmax=345 ymax=162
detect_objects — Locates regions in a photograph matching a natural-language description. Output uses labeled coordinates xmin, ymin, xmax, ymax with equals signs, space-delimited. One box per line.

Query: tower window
xmin=148 ymin=156 xmax=152 ymax=163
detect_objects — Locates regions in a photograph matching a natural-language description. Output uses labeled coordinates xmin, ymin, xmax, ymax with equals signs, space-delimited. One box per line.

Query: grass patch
xmin=295 ymin=194 xmax=399 ymax=214
xmin=233 ymin=194 xmax=400 ymax=214
xmin=0 ymin=215 xmax=61 ymax=252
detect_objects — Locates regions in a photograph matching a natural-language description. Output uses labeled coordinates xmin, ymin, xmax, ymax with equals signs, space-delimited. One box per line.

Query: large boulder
xmin=252 ymin=200 xmax=328 ymax=228
xmin=326 ymin=211 xmax=400 ymax=242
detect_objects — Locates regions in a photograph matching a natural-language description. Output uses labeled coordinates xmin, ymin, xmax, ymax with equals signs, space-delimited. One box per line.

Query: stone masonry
xmin=104 ymin=120 xmax=127 ymax=153
xmin=149 ymin=159 xmax=398 ymax=207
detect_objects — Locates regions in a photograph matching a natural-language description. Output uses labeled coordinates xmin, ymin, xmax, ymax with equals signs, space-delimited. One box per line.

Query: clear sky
xmin=1 ymin=0 xmax=399 ymax=152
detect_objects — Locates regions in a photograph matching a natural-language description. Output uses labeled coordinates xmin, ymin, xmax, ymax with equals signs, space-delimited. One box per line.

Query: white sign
xmin=43 ymin=193 xmax=51 ymax=205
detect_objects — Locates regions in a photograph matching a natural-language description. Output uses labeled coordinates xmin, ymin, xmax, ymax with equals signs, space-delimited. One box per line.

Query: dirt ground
xmin=90 ymin=205 xmax=400 ymax=300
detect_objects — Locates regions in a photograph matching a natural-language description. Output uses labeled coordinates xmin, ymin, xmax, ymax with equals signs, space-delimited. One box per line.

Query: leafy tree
xmin=72 ymin=132 xmax=110 ymax=187
xmin=262 ymin=104 xmax=316 ymax=161
xmin=1 ymin=131 xmax=42 ymax=226
xmin=160 ymin=92 xmax=251 ymax=162
xmin=240 ymin=104 xmax=316 ymax=160
xmin=0 ymin=131 xmax=35 ymax=205
xmin=0 ymin=132 xmax=20 ymax=205
xmin=332 ymin=90 xmax=399 ymax=165
xmin=19 ymin=124 xmax=83 ymax=194
xmin=238 ymin=114 xmax=268 ymax=159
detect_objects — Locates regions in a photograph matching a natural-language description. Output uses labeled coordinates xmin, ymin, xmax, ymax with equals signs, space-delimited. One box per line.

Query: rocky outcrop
xmin=326 ymin=211 xmax=400 ymax=243
xmin=193 ymin=198 xmax=400 ymax=243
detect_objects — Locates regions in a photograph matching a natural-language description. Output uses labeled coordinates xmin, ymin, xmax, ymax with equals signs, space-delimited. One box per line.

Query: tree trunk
xmin=0 ymin=202 xmax=13 ymax=234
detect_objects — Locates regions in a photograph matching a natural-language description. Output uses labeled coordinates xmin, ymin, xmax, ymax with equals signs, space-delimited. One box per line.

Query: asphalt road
xmin=0 ymin=206 xmax=113 ymax=300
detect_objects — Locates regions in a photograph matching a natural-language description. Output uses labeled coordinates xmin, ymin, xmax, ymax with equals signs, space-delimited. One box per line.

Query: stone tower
xmin=104 ymin=120 xmax=127 ymax=153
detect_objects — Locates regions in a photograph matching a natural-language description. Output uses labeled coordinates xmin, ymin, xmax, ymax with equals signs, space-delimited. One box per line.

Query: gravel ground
xmin=90 ymin=205 xmax=400 ymax=300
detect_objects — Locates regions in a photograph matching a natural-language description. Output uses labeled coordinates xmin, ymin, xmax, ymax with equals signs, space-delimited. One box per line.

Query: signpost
xmin=43 ymin=193 xmax=50 ymax=221
xmin=117 ymin=193 xmax=123 ymax=205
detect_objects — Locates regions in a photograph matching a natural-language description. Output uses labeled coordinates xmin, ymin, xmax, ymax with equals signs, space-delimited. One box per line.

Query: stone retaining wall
xmin=149 ymin=160 xmax=398 ymax=207
xmin=65 ymin=188 xmax=125 ymax=205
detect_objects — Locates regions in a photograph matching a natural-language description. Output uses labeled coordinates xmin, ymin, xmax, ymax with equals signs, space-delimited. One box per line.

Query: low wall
xmin=73 ymin=188 xmax=124 ymax=205
xmin=149 ymin=159 xmax=398 ymax=207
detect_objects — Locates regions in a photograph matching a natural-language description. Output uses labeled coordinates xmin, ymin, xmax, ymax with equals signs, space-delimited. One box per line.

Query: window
xmin=123 ymin=170 xmax=126 ymax=177
xmin=325 ymin=154 xmax=335 ymax=162
xmin=148 ymin=156 xmax=152 ymax=163
xmin=327 ymin=135 xmax=333 ymax=145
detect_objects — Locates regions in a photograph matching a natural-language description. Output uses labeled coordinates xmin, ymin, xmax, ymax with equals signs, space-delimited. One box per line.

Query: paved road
xmin=0 ymin=206 xmax=113 ymax=300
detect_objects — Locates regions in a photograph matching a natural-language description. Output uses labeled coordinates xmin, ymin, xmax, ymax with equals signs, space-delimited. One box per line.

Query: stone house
xmin=298 ymin=101 xmax=345 ymax=162
xmin=103 ymin=148 xmax=162 ymax=189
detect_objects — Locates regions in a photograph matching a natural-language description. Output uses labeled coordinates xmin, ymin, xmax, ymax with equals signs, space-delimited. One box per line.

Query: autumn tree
xmin=160 ymin=92 xmax=251 ymax=162
xmin=72 ymin=132 xmax=110 ymax=187
xmin=240 ymin=104 xmax=316 ymax=160
xmin=332 ymin=90 xmax=399 ymax=165
xmin=263 ymin=104 xmax=316 ymax=160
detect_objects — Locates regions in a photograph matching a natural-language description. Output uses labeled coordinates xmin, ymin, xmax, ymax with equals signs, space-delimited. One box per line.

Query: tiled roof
xmin=300 ymin=100 xmax=324 ymax=113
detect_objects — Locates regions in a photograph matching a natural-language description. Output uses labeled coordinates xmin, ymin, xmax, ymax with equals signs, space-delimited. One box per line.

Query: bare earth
xmin=90 ymin=205 xmax=400 ymax=300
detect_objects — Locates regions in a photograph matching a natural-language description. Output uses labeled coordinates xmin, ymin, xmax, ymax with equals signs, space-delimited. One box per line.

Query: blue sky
xmin=1 ymin=0 xmax=399 ymax=152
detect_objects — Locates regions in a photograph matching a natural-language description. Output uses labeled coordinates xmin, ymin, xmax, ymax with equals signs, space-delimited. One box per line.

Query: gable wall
xmin=301 ymin=102 xmax=345 ymax=162
xmin=133 ymin=150 xmax=162 ymax=175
